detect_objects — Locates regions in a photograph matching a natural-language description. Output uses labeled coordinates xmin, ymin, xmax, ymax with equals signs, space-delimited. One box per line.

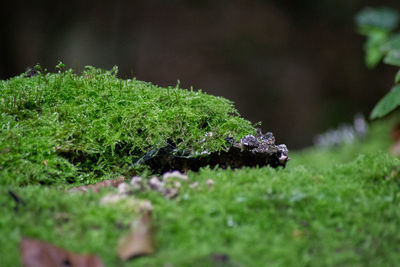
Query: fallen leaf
xmin=117 ymin=212 xmax=154 ymax=260
xmin=391 ymin=141 xmax=400 ymax=156
xmin=68 ymin=176 xmax=125 ymax=193
xmin=293 ymin=229 xmax=304 ymax=238
xmin=391 ymin=124 xmax=400 ymax=156
xmin=20 ymin=238 xmax=103 ymax=267
xmin=391 ymin=124 xmax=400 ymax=141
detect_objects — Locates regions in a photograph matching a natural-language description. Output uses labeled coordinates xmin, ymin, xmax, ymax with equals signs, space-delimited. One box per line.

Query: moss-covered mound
xmin=1 ymin=117 xmax=400 ymax=266
xmin=3 ymin=65 xmax=400 ymax=267
xmin=0 ymin=65 xmax=256 ymax=186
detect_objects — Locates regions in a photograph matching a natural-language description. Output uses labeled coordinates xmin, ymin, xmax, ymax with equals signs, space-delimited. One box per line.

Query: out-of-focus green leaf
xmin=381 ymin=33 xmax=400 ymax=67
xmin=355 ymin=7 xmax=400 ymax=68
xmin=356 ymin=7 xmax=399 ymax=31
xmin=384 ymin=49 xmax=400 ymax=66
xmin=365 ymin=46 xmax=384 ymax=68
xmin=363 ymin=29 xmax=389 ymax=68
xmin=370 ymin=84 xmax=400 ymax=119
xmin=381 ymin=34 xmax=400 ymax=52
xmin=357 ymin=7 xmax=400 ymax=119
xmin=395 ymin=69 xmax=400 ymax=83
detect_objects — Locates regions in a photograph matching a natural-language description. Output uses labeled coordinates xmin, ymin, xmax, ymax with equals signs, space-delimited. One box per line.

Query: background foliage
xmin=356 ymin=7 xmax=400 ymax=119
xmin=3 ymin=0 xmax=400 ymax=148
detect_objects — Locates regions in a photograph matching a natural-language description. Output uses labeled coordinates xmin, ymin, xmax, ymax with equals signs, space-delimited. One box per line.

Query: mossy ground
xmin=0 ymin=65 xmax=254 ymax=186
xmin=1 ymin=66 xmax=400 ymax=266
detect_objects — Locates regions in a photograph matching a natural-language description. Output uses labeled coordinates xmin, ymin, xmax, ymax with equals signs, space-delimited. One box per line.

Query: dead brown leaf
xmin=292 ymin=229 xmax=304 ymax=238
xmin=117 ymin=212 xmax=154 ymax=260
xmin=68 ymin=176 xmax=125 ymax=193
xmin=391 ymin=124 xmax=400 ymax=141
xmin=391 ymin=140 xmax=400 ymax=156
xmin=391 ymin=124 xmax=400 ymax=156
xmin=20 ymin=238 xmax=103 ymax=267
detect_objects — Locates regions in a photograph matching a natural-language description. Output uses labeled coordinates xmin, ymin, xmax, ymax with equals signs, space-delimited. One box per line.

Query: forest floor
xmin=2 ymin=67 xmax=400 ymax=266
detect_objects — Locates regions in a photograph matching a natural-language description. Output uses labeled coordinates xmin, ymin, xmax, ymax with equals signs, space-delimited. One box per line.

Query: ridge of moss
xmin=0 ymin=65 xmax=256 ymax=186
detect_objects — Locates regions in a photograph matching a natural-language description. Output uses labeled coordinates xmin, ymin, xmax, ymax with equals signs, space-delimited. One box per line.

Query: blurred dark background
xmin=2 ymin=0 xmax=400 ymax=149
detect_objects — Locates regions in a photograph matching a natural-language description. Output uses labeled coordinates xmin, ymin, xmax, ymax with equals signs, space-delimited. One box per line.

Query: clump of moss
xmin=0 ymin=64 xmax=256 ymax=186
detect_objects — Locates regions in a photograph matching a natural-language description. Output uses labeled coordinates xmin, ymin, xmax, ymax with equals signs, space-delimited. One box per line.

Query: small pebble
xmin=205 ymin=132 xmax=213 ymax=137
xmin=148 ymin=176 xmax=163 ymax=191
xmin=130 ymin=176 xmax=143 ymax=190
xmin=163 ymin=170 xmax=188 ymax=181
xmin=163 ymin=188 xmax=178 ymax=199
xmin=100 ymin=193 xmax=127 ymax=205
xmin=138 ymin=200 xmax=153 ymax=212
xmin=118 ymin=183 xmax=129 ymax=194
xmin=130 ymin=176 xmax=142 ymax=185
xmin=189 ymin=182 xmax=199 ymax=189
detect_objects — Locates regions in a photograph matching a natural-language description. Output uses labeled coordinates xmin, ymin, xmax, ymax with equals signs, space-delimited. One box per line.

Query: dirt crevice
xmin=136 ymin=129 xmax=289 ymax=173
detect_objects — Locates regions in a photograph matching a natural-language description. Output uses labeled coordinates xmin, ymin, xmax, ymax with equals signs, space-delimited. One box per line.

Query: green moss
xmin=0 ymin=65 xmax=255 ymax=185
xmin=0 ymin=186 xmax=136 ymax=266
xmin=2 ymin=65 xmax=400 ymax=266
xmin=2 ymin=119 xmax=400 ymax=266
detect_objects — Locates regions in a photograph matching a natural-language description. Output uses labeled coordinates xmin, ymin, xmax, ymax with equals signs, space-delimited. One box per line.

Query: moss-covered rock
xmin=0 ymin=65 xmax=260 ymax=185
xmin=2 ymin=66 xmax=400 ymax=266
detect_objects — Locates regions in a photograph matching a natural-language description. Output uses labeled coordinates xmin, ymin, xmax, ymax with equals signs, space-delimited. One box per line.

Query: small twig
xmin=8 ymin=189 xmax=26 ymax=211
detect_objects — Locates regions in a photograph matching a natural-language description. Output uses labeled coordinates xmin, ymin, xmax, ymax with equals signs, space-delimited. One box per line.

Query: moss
xmin=0 ymin=65 xmax=255 ymax=185
xmin=2 ymin=119 xmax=400 ymax=266
xmin=2 ymin=65 xmax=400 ymax=266
xmin=0 ymin=186 xmax=136 ymax=266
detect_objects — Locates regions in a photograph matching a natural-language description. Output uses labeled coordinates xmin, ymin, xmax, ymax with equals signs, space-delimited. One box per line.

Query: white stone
xmin=189 ymin=182 xmax=199 ymax=189
xmin=118 ymin=183 xmax=129 ymax=195
xmin=206 ymin=179 xmax=215 ymax=186
xmin=163 ymin=170 xmax=188 ymax=181
xmin=148 ymin=176 xmax=163 ymax=190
